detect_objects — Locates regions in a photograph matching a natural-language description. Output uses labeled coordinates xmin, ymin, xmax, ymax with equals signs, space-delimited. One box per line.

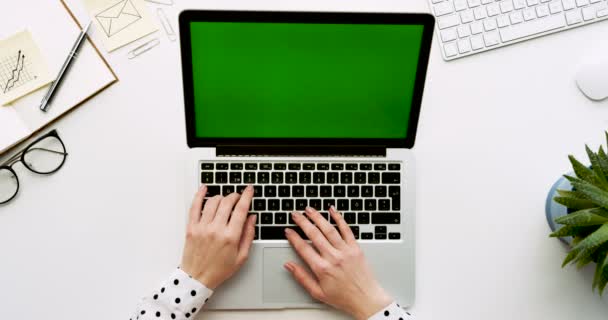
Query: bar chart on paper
xmin=0 ymin=30 xmax=51 ymax=105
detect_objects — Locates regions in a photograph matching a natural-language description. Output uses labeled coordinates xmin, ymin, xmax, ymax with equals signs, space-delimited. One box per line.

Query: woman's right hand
xmin=284 ymin=206 xmax=393 ymax=320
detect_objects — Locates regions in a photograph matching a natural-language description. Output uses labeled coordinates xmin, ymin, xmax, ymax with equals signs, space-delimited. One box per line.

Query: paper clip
xmin=157 ymin=8 xmax=176 ymax=41
xmin=127 ymin=38 xmax=160 ymax=59
xmin=145 ymin=0 xmax=174 ymax=5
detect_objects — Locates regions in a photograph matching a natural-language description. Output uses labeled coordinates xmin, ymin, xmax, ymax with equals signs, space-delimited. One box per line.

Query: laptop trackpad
xmin=263 ymin=247 xmax=316 ymax=304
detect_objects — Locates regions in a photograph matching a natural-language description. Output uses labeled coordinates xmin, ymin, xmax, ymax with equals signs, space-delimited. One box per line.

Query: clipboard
xmin=0 ymin=0 xmax=118 ymax=156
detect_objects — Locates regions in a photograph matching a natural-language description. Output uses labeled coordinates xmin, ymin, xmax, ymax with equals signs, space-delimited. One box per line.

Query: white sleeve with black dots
xmin=131 ymin=269 xmax=213 ymax=320
xmin=368 ymin=302 xmax=415 ymax=320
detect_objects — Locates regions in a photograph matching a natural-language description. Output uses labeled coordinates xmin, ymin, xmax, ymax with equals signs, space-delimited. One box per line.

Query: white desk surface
xmin=1 ymin=0 xmax=608 ymax=319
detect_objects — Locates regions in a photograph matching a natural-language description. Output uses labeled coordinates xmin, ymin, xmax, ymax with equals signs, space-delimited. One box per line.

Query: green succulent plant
xmin=550 ymin=132 xmax=608 ymax=295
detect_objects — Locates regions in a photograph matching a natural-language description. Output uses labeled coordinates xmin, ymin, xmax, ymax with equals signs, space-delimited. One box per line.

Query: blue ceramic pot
xmin=545 ymin=174 xmax=573 ymax=245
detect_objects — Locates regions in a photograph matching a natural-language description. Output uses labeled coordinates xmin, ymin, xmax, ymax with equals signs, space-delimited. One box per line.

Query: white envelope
xmin=95 ymin=0 xmax=142 ymax=37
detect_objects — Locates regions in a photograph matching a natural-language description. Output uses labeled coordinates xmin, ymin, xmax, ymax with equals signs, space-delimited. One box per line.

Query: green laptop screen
xmin=189 ymin=21 xmax=424 ymax=139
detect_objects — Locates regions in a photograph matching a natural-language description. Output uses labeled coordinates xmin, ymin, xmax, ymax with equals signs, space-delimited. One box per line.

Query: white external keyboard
xmin=429 ymin=0 xmax=608 ymax=60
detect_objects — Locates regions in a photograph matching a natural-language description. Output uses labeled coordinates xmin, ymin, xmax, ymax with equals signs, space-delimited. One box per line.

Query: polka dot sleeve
xmin=368 ymin=302 xmax=415 ymax=320
xmin=131 ymin=269 xmax=213 ymax=320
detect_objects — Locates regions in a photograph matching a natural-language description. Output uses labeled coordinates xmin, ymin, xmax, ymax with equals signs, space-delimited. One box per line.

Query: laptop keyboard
xmin=200 ymin=161 xmax=403 ymax=241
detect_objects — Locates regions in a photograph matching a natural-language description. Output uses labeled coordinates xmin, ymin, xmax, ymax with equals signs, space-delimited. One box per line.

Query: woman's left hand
xmin=180 ymin=185 xmax=257 ymax=289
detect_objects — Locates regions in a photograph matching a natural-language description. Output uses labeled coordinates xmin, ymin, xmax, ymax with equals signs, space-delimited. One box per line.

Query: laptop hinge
xmin=216 ymin=145 xmax=386 ymax=157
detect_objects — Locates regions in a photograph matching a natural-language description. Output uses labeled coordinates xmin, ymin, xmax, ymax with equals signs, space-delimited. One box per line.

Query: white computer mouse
xmin=575 ymin=60 xmax=608 ymax=101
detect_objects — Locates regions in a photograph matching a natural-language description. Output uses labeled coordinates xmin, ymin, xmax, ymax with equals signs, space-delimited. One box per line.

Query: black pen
xmin=40 ymin=21 xmax=91 ymax=112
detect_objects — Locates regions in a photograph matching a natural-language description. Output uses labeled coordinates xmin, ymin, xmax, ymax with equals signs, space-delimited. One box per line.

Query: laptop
xmin=178 ymin=10 xmax=434 ymax=310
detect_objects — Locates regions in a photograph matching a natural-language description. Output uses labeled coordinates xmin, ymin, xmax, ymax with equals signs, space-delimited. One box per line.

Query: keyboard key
xmin=372 ymin=212 xmax=401 ymax=224
xmin=389 ymin=186 xmax=400 ymax=198
xmin=375 ymin=226 xmax=387 ymax=234
xmin=348 ymin=186 xmax=359 ymax=197
xmin=201 ymin=163 xmax=214 ymax=170
xmin=483 ymin=30 xmax=500 ymax=46
xmin=278 ymin=186 xmax=290 ymax=197
xmin=346 ymin=163 xmax=358 ymax=170
xmin=320 ymin=211 xmax=330 ymax=220
xmin=388 ymin=163 xmax=400 ymax=171
xmin=337 ymin=199 xmax=349 ymax=211
xmin=286 ymin=172 xmax=298 ymax=184
xmin=268 ymin=199 xmax=280 ymax=211
xmin=327 ymin=172 xmax=339 ymax=184
xmin=379 ymin=199 xmax=391 ymax=211
xmin=258 ymin=172 xmax=269 ymax=184
xmin=309 ymin=199 xmax=322 ymax=210
xmin=254 ymin=199 xmax=266 ymax=211
xmin=303 ymin=163 xmax=315 ymax=170
xmin=288 ymin=163 xmax=301 ymax=170
xmin=358 ymin=212 xmax=370 ymax=224
xmin=340 ymin=172 xmax=353 ymax=184
xmin=216 ymin=163 xmax=229 ymax=170
xmin=375 ymin=186 xmax=387 ymax=197
xmin=299 ymin=172 xmax=311 ymax=184
xmin=282 ymin=199 xmax=294 ymax=211
xmin=354 ymin=172 xmax=366 ymax=184
xmin=293 ymin=186 xmax=304 ymax=197
xmin=350 ymin=226 xmax=360 ymax=239
xmin=523 ymin=8 xmax=536 ymax=20
xmin=236 ymin=185 xmax=247 ymax=194
xmin=382 ymin=173 xmax=401 ymax=184
xmin=313 ymin=172 xmax=325 ymax=184
xmin=275 ymin=212 xmax=287 ymax=224
xmin=274 ymin=163 xmax=286 ymax=170
xmin=320 ymin=186 xmax=332 ymax=197
xmin=457 ymin=24 xmax=471 ymax=38
xmin=306 ymin=186 xmax=318 ymax=197
xmin=230 ymin=172 xmax=242 ymax=184
xmin=351 ymin=199 xmax=363 ymax=211
xmin=317 ymin=163 xmax=329 ymax=170
xmin=389 ymin=233 xmax=401 ymax=240
xmin=375 ymin=233 xmax=387 ymax=240
xmin=454 ymin=0 xmax=468 ymax=11
xmin=374 ymin=163 xmax=386 ymax=171
xmin=261 ymin=212 xmax=273 ymax=224
xmin=261 ymin=226 xmax=308 ymax=240
xmin=260 ymin=163 xmax=272 ymax=170
xmin=323 ymin=199 xmax=336 ymax=210
xmin=271 ymin=172 xmax=283 ymax=184
xmin=244 ymin=172 xmax=256 ymax=184
xmin=254 ymin=226 xmax=259 ymax=240
xmin=253 ymin=186 xmax=263 ymax=197
xmin=484 ymin=18 xmax=498 ymax=30
xmin=368 ymin=173 xmax=380 ymax=184
xmin=264 ymin=186 xmax=277 ymax=197
xmin=562 ymin=0 xmax=575 ymax=10
xmin=334 ymin=186 xmax=346 ymax=197
xmin=392 ymin=198 xmax=401 ymax=210
xmin=215 ymin=172 xmax=228 ymax=184
xmin=365 ymin=199 xmax=377 ymax=211
xmin=245 ymin=163 xmax=257 ymax=170
xmin=582 ymin=6 xmax=595 ymax=20
xmin=471 ymin=35 xmax=485 ymax=50
xmin=206 ymin=185 xmax=221 ymax=197
xmin=201 ymin=172 xmax=214 ymax=184
xmin=500 ymin=0 xmax=514 ymax=13
xmin=361 ymin=232 xmax=373 ymax=240
xmin=468 ymin=0 xmax=481 ymax=7
xmin=331 ymin=163 xmax=344 ymax=170
xmin=230 ymin=163 xmax=243 ymax=170
xmin=296 ymin=199 xmax=307 ymax=210
xmin=344 ymin=212 xmax=356 ymax=224
xmin=474 ymin=6 xmax=487 ymax=19
xmin=461 ymin=9 xmax=475 ymax=23
xmin=536 ymin=4 xmax=550 ymax=17
xmin=362 ymin=186 xmax=373 ymax=197
xmin=549 ymin=1 xmax=563 ymax=14
xmin=359 ymin=163 xmax=372 ymax=170
xmin=434 ymin=1 xmax=454 ymax=16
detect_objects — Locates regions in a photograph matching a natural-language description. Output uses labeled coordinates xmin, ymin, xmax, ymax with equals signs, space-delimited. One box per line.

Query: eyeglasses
xmin=0 ymin=130 xmax=68 ymax=204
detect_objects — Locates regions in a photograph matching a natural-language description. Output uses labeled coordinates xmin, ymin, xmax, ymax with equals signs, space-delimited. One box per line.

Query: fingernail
xmin=284 ymin=228 xmax=292 ymax=234
xmin=329 ymin=205 xmax=336 ymax=212
xmin=305 ymin=206 xmax=312 ymax=212
xmin=284 ymin=263 xmax=294 ymax=272
xmin=292 ymin=211 xmax=302 ymax=217
xmin=199 ymin=184 xmax=206 ymax=191
xmin=247 ymin=185 xmax=253 ymax=191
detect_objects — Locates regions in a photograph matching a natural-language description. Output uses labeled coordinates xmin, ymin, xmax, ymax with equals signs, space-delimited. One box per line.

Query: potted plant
xmin=546 ymin=132 xmax=608 ymax=295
